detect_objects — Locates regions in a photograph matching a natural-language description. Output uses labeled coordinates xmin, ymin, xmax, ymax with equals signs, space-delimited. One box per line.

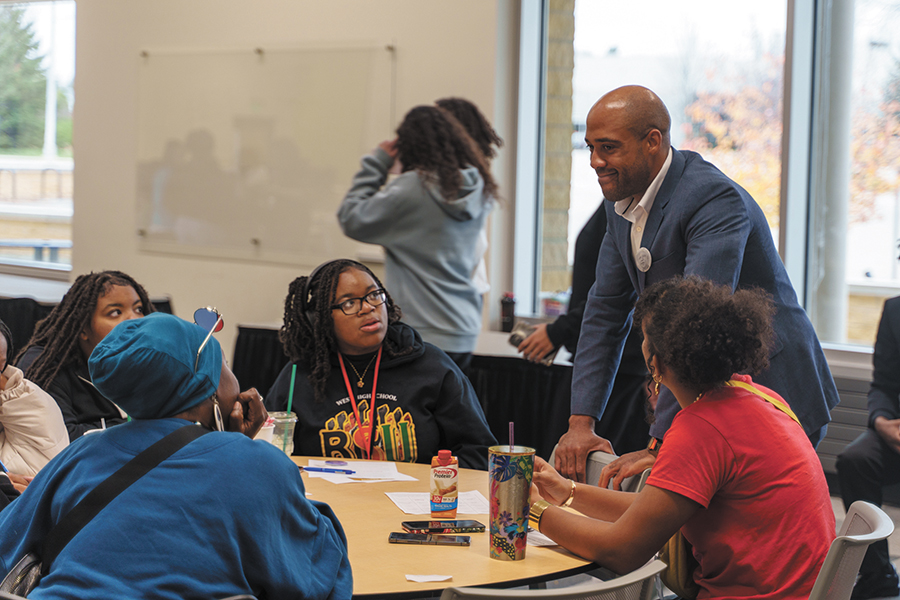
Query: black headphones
xmin=299 ymin=259 xmax=369 ymax=330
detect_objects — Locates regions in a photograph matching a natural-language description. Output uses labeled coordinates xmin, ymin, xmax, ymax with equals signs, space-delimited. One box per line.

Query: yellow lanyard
xmin=724 ymin=379 xmax=801 ymax=427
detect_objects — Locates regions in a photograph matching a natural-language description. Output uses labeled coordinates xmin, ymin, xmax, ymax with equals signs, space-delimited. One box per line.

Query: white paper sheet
xmin=406 ymin=574 xmax=453 ymax=582
xmin=386 ymin=490 xmax=490 ymax=515
xmin=303 ymin=459 xmax=418 ymax=483
xmin=526 ymin=529 xmax=558 ymax=547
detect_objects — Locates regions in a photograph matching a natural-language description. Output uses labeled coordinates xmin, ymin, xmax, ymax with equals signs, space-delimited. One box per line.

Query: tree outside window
xmin=0 ymin=2 xmax=74 ymax=270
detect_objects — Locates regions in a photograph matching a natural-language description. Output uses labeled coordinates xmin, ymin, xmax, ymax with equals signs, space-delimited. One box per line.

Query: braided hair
xmin=395 ymin=105 xmax=499 ymax=202
xmin=279 ymin=259 xmax=413 ymax=403
xmin=16 ymin=270 xmax=155 ymax=390
xmin=436 ymin=97 xmax=503 ymax=161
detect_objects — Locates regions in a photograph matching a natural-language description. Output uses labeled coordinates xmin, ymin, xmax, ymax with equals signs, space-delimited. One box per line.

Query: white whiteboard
xmin=135 ymin=44 xmax=393 ymax=264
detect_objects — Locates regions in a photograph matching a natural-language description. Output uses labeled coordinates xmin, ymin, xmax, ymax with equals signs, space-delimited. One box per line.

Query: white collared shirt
xmin=614 ymin=147 xmax=673 ymax=263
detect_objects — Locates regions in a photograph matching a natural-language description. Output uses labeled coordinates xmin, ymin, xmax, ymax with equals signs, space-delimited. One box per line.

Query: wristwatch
xmin=647 ymin=437 xmax=663 ymax=453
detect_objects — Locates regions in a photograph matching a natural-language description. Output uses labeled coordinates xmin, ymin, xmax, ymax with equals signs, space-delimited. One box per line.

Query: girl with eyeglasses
xmin=265 ymin=259 xmax=496 ymax=470
xmin=337 ymin=105 xmax=499 ymax=371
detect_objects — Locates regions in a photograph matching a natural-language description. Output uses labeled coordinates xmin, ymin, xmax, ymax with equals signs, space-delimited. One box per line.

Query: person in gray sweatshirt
xmin=338 ymin=106 xmax=498 ymax=370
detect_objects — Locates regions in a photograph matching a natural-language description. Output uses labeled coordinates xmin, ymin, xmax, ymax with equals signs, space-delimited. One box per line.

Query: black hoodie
xmin=266 ymin=322 xmax=497 ymax=470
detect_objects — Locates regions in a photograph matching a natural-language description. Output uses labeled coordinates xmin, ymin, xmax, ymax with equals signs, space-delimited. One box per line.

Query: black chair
xmin=0 ymin=297 xmax=55 ymax=355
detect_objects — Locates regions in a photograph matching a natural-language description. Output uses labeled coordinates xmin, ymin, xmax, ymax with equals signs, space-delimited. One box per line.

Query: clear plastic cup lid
xmin=268 ymin=411 xmax=298 ymax=423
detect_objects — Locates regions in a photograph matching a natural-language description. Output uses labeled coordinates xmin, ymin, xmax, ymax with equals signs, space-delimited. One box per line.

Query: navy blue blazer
xmin=572 ymin=149 xmax=839 ymax=438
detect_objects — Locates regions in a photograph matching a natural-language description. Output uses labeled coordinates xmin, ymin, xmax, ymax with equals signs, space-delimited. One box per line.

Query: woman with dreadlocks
xmin=16 ymin=270 xmax=153 ymax=441
xmin=264 ymin=259 xmax=496 ymax=470
xmin=337 ymin=105 xmax=499 ymax=371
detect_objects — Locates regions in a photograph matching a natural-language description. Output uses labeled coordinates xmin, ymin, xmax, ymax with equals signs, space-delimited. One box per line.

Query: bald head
xmin=584 ymin=86 xmax=672 ymax=202
xmin=589 ymin=86 xmax=671 ymax=149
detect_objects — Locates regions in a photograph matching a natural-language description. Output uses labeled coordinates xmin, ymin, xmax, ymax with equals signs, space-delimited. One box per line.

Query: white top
xmin=0 ymin=365 xmax=69 ymax=475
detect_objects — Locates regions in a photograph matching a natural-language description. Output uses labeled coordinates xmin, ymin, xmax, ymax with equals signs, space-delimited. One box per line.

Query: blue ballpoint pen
xmin=300 ymin=466 xmax=356 ymax=475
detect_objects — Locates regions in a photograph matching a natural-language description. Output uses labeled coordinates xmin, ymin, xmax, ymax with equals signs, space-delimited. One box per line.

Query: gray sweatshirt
xmin=338 ymin=148 xmax=491 ymax=353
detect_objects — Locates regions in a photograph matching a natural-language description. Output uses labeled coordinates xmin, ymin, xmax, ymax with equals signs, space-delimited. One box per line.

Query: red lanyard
xmin=337 ymin=347 xmax=383 ymax=459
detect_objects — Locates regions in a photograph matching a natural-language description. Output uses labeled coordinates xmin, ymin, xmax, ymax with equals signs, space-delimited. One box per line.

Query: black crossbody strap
xmin=40 ymin=424 xmax=210 ymax=575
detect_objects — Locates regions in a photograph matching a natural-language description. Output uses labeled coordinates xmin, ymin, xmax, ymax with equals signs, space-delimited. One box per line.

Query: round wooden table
xmin=293 ymin=457 xmax=596 ymax=599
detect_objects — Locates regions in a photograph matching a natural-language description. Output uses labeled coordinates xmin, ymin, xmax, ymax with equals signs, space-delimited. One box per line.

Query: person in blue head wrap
xmin=0 ymin=313 xmax=353 ymax=600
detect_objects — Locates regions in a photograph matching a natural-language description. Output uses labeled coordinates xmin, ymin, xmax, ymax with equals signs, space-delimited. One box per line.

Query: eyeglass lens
xmin=339 ymin=290 xmax=386 ymax=315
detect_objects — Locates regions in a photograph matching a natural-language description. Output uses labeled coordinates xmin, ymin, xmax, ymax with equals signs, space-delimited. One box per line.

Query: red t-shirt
xmin=647 ymin=374 xmax=835 ymax=599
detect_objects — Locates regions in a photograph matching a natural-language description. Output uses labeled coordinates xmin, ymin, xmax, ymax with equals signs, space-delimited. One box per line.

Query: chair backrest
xmin=0 ymin=297 xmax=55 ymax=355
xmin=440 ymin=559 xmax=666 ymax=600
xmin=808 ymin=501 xmax=895 ymax=600
xmin=548 ymin=446 xmax=647 ymax=493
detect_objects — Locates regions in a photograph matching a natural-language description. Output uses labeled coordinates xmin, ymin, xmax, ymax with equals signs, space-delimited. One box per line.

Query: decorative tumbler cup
xmin=488 ymin=445 xmax=535 ymax=560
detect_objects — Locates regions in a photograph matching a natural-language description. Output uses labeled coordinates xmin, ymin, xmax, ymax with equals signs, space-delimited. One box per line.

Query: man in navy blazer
xmin=555 ymin=85 xmax=839 ymax=484
xmin=835 ymin=297 xmax=900 ymax=599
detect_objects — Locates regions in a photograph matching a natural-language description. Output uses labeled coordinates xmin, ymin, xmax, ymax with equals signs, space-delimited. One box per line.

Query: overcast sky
xmin=22 ymin=1 xmax=76 ymax=88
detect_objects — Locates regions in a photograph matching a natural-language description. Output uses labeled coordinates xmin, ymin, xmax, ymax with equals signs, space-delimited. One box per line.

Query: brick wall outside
xmin=540 ymin=0 xmax=575 ymax=295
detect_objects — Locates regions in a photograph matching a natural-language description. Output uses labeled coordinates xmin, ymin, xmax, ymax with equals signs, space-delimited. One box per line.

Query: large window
xmin=518 ymin=0 xmax=900 ymax=348
xmin=0 ymin=1 xmax=74 ymax=273
xmin=569 ymin=0 xmax=786 ymax=253
xmin=838 ymin=0 xmax=900 ymax=343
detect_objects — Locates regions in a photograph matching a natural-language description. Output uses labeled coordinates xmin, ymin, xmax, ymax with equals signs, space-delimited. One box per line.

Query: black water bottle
xmin=500 ymin=292 xmax=516 ymax=332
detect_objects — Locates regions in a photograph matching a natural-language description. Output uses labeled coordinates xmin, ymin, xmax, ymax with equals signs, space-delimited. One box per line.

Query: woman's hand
xmin=228 ymin=388 xmax=268 ymax=439
xmin=378 ymin=138 xmax=399 ymax=159
xmin=599 ymin=449 xmax=656 ymax=490
xmin=7 ymin=473 xmax=33 ymax=493
xmin=378 ymin=138 xmax=403 ymax=174
xmin=529 ymin=482 xmax=546 ymax=505
xmin=532 ymin=456 xmax=574 ymax=506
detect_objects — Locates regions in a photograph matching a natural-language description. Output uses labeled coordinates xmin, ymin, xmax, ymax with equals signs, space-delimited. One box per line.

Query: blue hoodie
xmin=338 ymin=148 xmax=492 ymax=353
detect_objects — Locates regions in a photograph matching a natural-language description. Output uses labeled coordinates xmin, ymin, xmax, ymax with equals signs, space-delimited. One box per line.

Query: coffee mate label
xmin=430 ymin=465 xmax=458 ymax=513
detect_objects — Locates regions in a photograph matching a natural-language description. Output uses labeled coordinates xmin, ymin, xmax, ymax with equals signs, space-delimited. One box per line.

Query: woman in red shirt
xmin=530 ymin=276 xmax=835 ymax=599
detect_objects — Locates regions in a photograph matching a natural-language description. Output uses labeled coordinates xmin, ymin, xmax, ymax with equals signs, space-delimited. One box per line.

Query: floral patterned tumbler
xmin=488 ymin=445 xmax=535 ymax=560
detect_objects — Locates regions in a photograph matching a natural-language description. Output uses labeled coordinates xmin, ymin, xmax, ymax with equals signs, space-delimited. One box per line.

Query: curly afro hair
xmin=279 ymin=259 xmax=412 ymax=403
xmin=633 ymin=276 xmax=776 ymax=390
xmin=395 ymin=105 xmax=498 ymax=202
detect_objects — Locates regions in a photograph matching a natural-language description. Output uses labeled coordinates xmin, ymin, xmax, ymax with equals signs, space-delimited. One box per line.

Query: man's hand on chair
xmin=555 ymin=415 xmax=613 ymax=483
xmin=599 ymin=449 xmax=656 ymax=491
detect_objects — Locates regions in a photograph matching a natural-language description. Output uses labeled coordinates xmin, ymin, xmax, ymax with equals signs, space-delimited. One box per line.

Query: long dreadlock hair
xmin=435 ymin=97 xmax=503 ymax=161
xmin=279 ymin=259 xmax=413 ymax=403
xmin=16 ymin=270 xmax=155 ymax=390
xmin=395 ymin=105 xmax=499 ymax=203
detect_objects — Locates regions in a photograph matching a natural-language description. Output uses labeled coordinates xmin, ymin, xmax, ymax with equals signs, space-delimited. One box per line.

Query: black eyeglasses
xmin=193 ymin=306 xmax=224 ymax=372
xmin=331 ymin=289 xmax=387 ymax=315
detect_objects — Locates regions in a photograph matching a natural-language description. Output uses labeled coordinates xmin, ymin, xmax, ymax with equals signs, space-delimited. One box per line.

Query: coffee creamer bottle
xmin=430 ymin=450 xmax=459 ymax=518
